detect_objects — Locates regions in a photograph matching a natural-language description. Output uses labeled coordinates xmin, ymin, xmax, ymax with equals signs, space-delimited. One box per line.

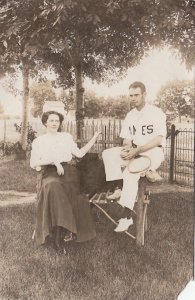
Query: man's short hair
xmin=129 ymin=82 xmax=146 ymax=94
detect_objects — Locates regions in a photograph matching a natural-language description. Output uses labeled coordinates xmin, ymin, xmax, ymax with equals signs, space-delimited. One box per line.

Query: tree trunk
xmin=75 ymin=62 xmax=85 ymax=141
xmin=178 ymin=111 xmax=181 ymax=123
xmin=20 ymin=58 xmax=30 ymax=153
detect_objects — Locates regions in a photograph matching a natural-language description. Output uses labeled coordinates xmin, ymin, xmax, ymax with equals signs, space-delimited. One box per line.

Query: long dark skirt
xmin=34 ymin=163 xmax=96 ymax=246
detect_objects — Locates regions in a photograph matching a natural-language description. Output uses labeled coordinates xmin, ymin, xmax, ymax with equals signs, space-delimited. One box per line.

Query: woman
xmin=30 ymin=110 xmax=101 ymax=252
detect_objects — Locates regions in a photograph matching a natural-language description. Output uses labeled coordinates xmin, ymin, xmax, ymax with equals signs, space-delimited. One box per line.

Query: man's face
xmin=129 ymin=87 xmax=146 ymax=110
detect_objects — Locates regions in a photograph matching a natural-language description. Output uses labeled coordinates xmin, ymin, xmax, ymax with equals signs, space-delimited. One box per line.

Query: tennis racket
xmin=127 ymin=155 xmax=151 ymax=173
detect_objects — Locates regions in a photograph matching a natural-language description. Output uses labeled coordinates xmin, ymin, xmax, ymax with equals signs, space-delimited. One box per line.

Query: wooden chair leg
xmin=136 ymin=177 xmax=147 ymax=246
xmin=143 ymin=192 xmax=150 ymax=233
xmin=143 ymin=202 xmax=149 ymax=232
xmin=89 ymin=181 xmax=150 ymax=246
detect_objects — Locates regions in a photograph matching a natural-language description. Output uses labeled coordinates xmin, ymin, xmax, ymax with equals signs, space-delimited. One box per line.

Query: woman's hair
xmin=41 ymin=111 xmax=64 ymax=132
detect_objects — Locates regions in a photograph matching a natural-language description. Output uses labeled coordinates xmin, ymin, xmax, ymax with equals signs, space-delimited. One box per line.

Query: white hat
xmin=43 ymin=101 xmax=65 ymax=115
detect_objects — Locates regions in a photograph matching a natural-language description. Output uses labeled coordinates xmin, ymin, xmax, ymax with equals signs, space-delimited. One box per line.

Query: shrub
xmin=14 ymin=123 xmax=37 ymax=144
xmin=0 ymin=141 xmax=20 ymax=156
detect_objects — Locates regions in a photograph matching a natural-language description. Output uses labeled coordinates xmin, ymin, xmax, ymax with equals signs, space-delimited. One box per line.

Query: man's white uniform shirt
xmin=120 ymin=104 xmax=166 ymax=147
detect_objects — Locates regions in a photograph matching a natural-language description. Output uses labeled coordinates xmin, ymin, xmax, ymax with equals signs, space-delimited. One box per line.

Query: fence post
xmin=104 ymin=125 xmax=107 ymax=150
xmin=169 ymin=124 xmax=176 ymax=183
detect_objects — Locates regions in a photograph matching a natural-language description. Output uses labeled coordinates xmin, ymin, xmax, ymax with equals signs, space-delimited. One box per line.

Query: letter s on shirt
xmin=142 ymin=125 xmax=153 ymax=135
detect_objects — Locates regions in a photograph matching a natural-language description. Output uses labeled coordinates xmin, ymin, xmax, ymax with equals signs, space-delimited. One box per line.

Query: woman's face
xmin=45 ymin=114 xmax=60 ymax=133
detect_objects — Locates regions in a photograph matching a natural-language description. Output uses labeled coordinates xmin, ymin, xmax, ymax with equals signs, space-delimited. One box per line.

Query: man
xmin=102 ymin=81 xmax=166 ymax=232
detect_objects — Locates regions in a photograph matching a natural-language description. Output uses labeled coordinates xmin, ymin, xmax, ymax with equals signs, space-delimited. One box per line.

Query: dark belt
xmin=46 ymin=161 xmax=76 ymax=167
xmin=61 ymin=161 xmax=76 ymax=166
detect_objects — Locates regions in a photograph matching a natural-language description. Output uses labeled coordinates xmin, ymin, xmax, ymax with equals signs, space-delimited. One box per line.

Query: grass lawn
xmin=0 ymin=158 xmax=194 ymax=299
xmin=0 ymin=191 xmax=193 ymax=300
xmin=0 ymin=159 xmax=37 ymax=192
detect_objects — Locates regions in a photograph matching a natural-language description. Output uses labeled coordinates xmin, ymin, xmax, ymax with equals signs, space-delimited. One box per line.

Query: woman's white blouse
xmin=30 ymin=132 xmax=87 ymax=169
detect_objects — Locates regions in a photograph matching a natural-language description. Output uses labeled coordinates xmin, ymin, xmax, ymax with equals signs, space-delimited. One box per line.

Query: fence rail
xmin=0 ymin=120 xmax=194 ymax=187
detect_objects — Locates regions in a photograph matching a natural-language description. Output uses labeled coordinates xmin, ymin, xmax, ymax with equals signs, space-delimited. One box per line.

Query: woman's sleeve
xmin=70 ymin=133 xmax=97 ymax=158
xmin=71 ymin=136 xmax=87 ymax=158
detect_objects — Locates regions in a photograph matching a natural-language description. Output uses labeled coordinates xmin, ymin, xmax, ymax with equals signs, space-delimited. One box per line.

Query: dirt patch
xmin=0 ymin=193 xmax=36 ymax=206
xmin=0 ymin=182 xmax=193 ymax=207
xmin=0 ymin=155 xmax=16 ymax=165
xmin=0 ymin=190 xmax=35 ymax=197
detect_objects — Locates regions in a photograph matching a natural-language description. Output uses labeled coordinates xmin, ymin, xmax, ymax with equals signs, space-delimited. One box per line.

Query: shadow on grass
xmin=0 ymin=190 xmax=193 ymax=300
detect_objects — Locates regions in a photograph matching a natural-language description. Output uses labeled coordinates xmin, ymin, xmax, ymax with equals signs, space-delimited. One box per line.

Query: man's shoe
xmin=106 ymin=188 xmax=121 ymax=200
xmin=145 ymin=169 xmax=163 ymax=183
xmin=114 ymin=217 xmax=133 ymax=232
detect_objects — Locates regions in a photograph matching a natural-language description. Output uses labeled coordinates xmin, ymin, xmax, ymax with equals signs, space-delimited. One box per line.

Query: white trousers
xmin=102 ymin=147 xmax=164 ymax=210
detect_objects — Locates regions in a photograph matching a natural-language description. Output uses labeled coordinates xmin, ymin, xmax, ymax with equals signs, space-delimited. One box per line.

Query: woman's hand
xmin=54 ymin=162 xmax=64 ymax=176
xmin=93 ymin=131 xmax=102 ymax=140
xmin=35 ymin=166 xmax=42 ymax=172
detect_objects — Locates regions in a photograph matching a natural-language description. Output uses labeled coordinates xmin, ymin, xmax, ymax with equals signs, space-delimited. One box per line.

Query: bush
xmin=14 ymin=123 xmax=37 ymax=144
xmin=0 ymin=141 xmax=20 ymax=156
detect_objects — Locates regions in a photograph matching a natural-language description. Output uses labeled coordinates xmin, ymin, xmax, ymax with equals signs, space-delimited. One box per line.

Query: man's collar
xmin=135 ymin=103 xmax=149 ymax=113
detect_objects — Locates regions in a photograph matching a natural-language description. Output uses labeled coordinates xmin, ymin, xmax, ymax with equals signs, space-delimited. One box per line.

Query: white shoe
xmin=114 ymin=217 xmax=133 ymax=232
xmin=145 ymin=169 xmax=162 ymax=183
xmin=106 ymin=188 xmax=121 ymax=200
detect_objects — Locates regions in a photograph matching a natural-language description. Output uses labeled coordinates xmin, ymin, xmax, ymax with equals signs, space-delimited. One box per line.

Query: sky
xmin=0 ymin=47 xmax=194 ymax=116
xmin=84 ymin=47 xmax=194 ymax=101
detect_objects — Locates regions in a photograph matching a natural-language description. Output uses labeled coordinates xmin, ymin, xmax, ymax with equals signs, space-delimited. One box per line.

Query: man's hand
xmin=54 ymin=162 xmax=64 ymax=176
xmin=120 ymin=145 xmax=140 ymax=160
